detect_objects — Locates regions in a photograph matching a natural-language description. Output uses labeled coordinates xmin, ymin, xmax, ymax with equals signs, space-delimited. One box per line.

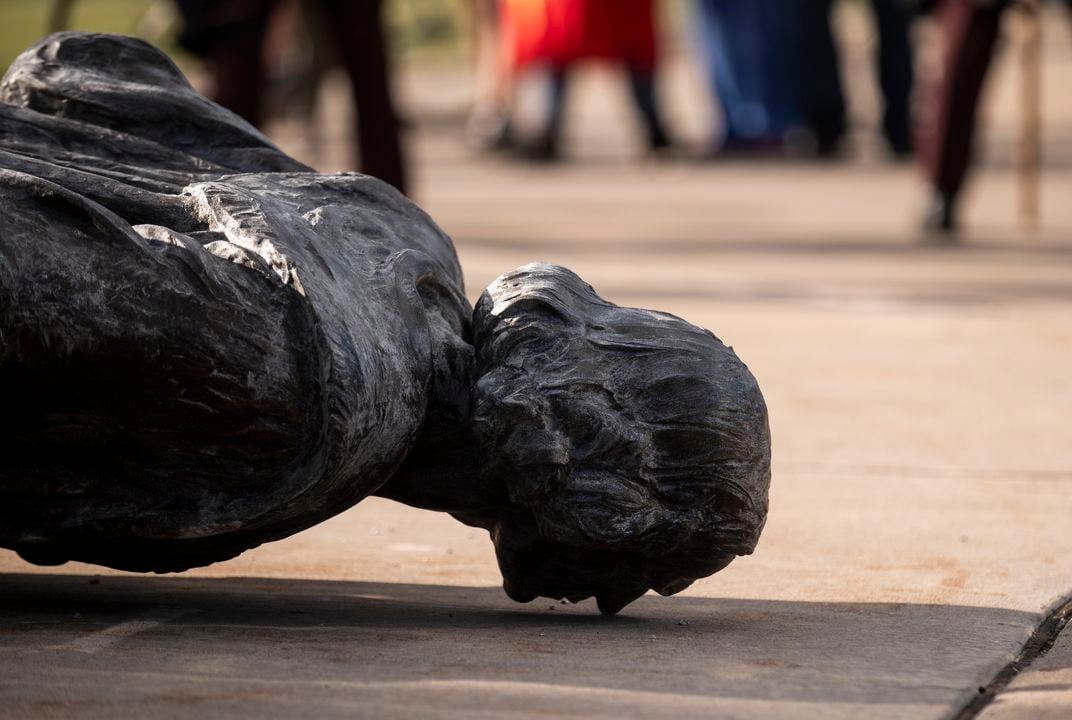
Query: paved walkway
xmin=2 ymin=7 xmax=1072 ymax=719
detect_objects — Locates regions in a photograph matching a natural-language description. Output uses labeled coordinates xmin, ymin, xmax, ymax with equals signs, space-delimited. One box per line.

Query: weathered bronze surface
xmin=0 ymin=33 xmax=770 ymax=613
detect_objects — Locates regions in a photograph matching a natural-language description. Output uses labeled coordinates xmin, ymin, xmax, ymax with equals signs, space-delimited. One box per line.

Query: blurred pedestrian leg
xmin=627 ymin=62 xmax=671 ymax=152
xmin=919 ymin=0 xmax=1003 ymax=232
xmin=467 ymin=0 xmax=517 ymax=151
xmin=873 ymin=0 xmax=915 ymax=155
xmin=525 ymin=0 xmax=670 ymax=160
xmin=696 ymin=0 xmax=770 ymax=149
xmin=798 ymin=0 xmax=915 ymax=158
xmin=317 ymin=0 xmax=407 ymax=193
xmin=758 ymin=0 xmax=803 ymax=147
xmin=798 ymin=0 xmax=846 ymax=155
xmin=524 ymin=60 xmax=673 ymax=162
xmin=175 ymin=0 xmax=276 ymax=127
xmin=695 ymin=0 xmax=799 ymax=153
xmin=1018 ymin=0 xmax=1041 ymax=230
xmin=174 ymin=0 xmax=407 ymax=194
xmin=527 ymin=63 xmax=569 ymax=160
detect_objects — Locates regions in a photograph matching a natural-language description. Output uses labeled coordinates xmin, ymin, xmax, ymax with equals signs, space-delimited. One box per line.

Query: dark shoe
xmin=644 ymin=125 xmax=681 ymax=161
xmin=518 ymin=133 xmax=560 ymax=163
xmin=648 ymin=123 xmax=671 ymax=152
xmin=922 ymin=190 xmax=958 ymax=235
xmin=814 ymin=135 xmax=843 ymax=160
xmin=467 ymin=109 xmax=515 ymax=153
xmin=804 ymin=124 xmax=846 ymax=160
xmin=703 ymin=134 xmax=786 ymax=161
xmin=887 ymin=133 xmax=914 ymax=161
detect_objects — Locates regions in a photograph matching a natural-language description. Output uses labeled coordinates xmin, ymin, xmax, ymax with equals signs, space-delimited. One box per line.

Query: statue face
xmin=471 ymin=264 xmax=771 ymax=613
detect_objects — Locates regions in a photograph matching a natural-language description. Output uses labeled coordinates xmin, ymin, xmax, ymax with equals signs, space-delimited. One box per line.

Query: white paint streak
xmin=51 ymin=607 xmax=198 ymax=655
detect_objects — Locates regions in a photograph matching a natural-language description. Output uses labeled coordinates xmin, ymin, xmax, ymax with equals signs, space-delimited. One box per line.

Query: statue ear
xmin=479 ymin=288 xmax=569 ymax=323
xmin=474 ymin=262 xmax=599 ymax=323
xmin=472 ymin=264 xmax=603 ymax=379
xmin=478 ymin=294 xmax=573 ymax=329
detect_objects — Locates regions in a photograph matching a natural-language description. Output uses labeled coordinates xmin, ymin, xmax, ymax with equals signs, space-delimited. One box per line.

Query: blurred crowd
xmin=49 ymin=0 xmax=1070 ymax=233
xmin=174 ymin=0 xmax=407 ymax=192
xmin=469 ymin=0 xmax=911 ymax=162
xmin=464 ymin=0 xmax=1069 ymax=233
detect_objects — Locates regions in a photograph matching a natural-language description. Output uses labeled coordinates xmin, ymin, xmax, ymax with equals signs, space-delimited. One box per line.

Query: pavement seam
xmin=949 ymin=593 xmax=1072 ymax=720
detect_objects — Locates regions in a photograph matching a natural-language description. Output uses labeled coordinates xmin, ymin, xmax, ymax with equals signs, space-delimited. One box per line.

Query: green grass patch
xmin=0 ymin=0 xmax=476 ymax=77
xmin=0 ymin=0 xmax=168 ymax=74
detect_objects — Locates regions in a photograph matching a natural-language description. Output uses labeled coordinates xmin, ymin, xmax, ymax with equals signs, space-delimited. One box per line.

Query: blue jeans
xmin=696 ymin=0 xmax=800 ymax=144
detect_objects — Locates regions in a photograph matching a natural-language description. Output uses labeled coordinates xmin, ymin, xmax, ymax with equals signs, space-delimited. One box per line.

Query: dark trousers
xmin=921 ymin=0 xmax=1005 ymax=202
xmin=188 ymin=0 xmax=408 ymax=194
xmin=798 ymin=0 xmax=915 ymax=152
xmin=543 ymin=64 xmax=670 ymax=154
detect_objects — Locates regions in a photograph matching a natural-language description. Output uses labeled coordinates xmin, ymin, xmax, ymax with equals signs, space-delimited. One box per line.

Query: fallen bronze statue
xmin=0 ymin=33 xmax=771 ymax=614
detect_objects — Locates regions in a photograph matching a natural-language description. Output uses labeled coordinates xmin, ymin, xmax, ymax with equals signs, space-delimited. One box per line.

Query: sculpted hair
xmin=471 ymin=264 xmax=771 ymax=613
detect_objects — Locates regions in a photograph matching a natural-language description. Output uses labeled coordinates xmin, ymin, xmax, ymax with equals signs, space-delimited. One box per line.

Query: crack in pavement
xmin=950 ymin=594 xmax=1072 ymax=720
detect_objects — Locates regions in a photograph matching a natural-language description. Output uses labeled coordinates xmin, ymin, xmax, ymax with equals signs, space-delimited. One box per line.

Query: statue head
xmin=471 ymin=264 xmax=771 ymax=613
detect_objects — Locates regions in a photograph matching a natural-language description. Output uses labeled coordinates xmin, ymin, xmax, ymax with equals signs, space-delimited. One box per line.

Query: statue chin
xmin=0 ymin=32 xmax=770 ymax=613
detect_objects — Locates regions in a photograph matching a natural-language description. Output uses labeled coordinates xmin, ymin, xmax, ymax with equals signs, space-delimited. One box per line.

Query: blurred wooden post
xmin=47 ymin=0 xmax=75 ymax=33
xmin=1018 ymin=0 xmax=1042 ymax=231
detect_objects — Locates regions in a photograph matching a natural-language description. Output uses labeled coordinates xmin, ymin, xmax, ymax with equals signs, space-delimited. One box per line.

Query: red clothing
xmin=502 ymin=0 xmax=657 ymax=70
xmin=500 ymin=0 xmax=546 ymax=68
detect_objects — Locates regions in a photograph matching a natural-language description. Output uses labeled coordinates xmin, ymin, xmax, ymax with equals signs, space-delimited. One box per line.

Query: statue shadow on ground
xmin=0 ymin=571 xmax=1040 ymax=715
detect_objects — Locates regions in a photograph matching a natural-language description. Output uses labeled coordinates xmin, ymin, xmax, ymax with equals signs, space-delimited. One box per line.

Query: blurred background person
xmin=174 ymin=0 xmax=408 ymax=194
xmin=463 ymin=0 xmax=547 ymax=154
xmin=798 ymin=0 xmax=917 ymax=159
xmin=695 ymin=0 xmax=801 ymax=156
xmin=510 ymin=0 xmax=673 ymax=161
xmin=467 ymin=0 xmax=519 ymax=151
xmin=920 ymin=0 xmax=1071 ymax=233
